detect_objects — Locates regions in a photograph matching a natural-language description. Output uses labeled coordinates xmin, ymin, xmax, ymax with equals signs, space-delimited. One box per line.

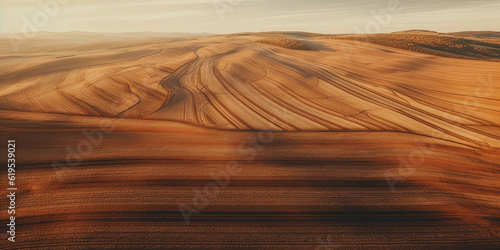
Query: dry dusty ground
xmin=0 ymin=33 xmax=499 ymax=249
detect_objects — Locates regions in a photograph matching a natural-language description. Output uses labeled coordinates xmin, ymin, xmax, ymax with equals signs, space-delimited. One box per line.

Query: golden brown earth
xmin=0 ymin=32 xmax=499 ymax=249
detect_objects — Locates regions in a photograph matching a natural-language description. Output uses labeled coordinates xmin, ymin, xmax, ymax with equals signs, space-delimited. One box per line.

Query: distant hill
xmin=0 ymin=31 xmax=216 ymax=40
xmin=323 ymin=31 xmax=500 ymax=61
xmin=2 ymin=30 xmax=500 ymax=60
xmin=0 ymin=31 xmax=215 ymax=54
xmin=392 ymin=30 xmax=441 ymax=35
xmin=449 ymin=31 xmax=500 ymax=39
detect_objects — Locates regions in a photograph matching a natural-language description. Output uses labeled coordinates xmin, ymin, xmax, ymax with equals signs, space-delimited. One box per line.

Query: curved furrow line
xmin=256 ymin=74 xmax=375 ymax=131
xmin=272 ymin=45 xmax=500 ymax=138
xmin=312 ymin=67 xmax=500 ymax=148
xmin=264 ymin=47 xmax=495 ymax=129
xmin=155 ymin=56 xmax=200 ymax=119
xmin=392 ymin=84 xmax=500 ymax=125
xmin=212 ymin=63 xmax=301 ymax=131
xmin=250 ymin=77 xmax=352 ymax=131
xmin=253 ymin=47 xmax=390 ymax=130
xmin=193 ymin=47 xmax=268 ymax=129
xmin=154 ymin=47 xmax=203 ymax=113
xmin=246 ymin=73 xmax=337 ymax=130
xmin=222 ymin=47 xmax=372 ymax=131
xmin=59 ymin=90 xmax=102 ymax=116
xmin=344 ymin=72 xmax=500 ymax=126
xmin=233 ymin=51 xmax=358 ymax=130
xmin=335 ymin=71 xmax=500 ymax=146
xmin=204 ymin=49 xmax=324 ymax=129
xmin=190 ymin=49 xmax=245 ymax=127
xmin=328 ymin=74 xmax=493 ymax=147
xmin=204 ymin=63 xmax=279 ymax=129
xmin=199 ymin=86 xmax=252 ymax=130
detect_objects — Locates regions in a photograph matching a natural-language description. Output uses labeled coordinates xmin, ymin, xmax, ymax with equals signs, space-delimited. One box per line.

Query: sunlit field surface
xmin=1 ymin=31 xmax=499 ymax=249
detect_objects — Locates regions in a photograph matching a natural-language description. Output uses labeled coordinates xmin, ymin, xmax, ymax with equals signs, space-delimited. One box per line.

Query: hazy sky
xmin=1 ymin=0 xmax=499 ymax=34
